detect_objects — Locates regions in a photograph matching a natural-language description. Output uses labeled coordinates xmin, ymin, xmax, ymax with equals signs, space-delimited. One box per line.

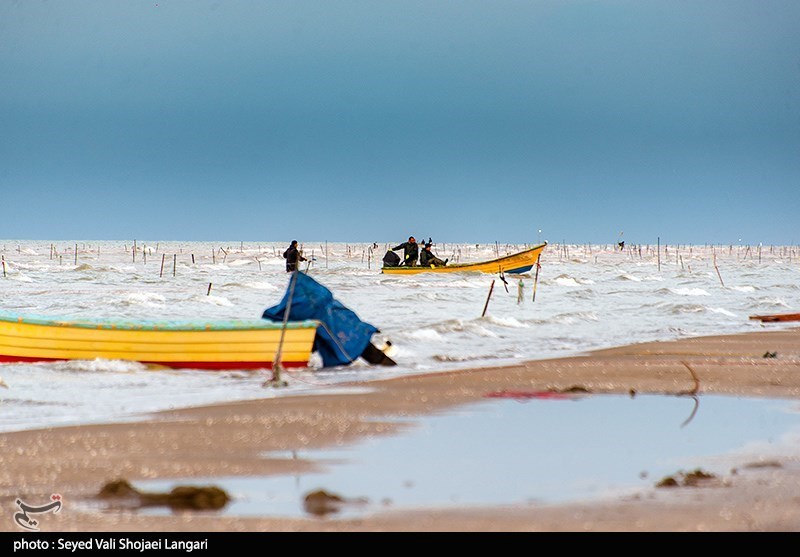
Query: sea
xmin=0 ymin=239 xmax=798 ymax=434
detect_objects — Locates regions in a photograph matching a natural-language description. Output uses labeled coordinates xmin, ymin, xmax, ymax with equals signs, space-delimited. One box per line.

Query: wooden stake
xmin=160 ymin=254 xmax=165 ymax=278
xmin=481 ymin=279 xmax=496 ymax=317
xmin=532 ymin=261 xmax=541 ymax=302
xmin=657 ymin=237 xmax=661 ymax=272
xmin=714 ymin=253 xmax=725 ymax=287
xmin=267 ymin=271 xmax=299 ymax=388
xmin=74 ymin=244 xmax=78 ymax=266
xmin=173 ymin=254 xmax=177 ymax=277
xmin=1 ymin=256 xmax=5 ymax=277
xmin=207 ymin=282 xmax=213 ymax=296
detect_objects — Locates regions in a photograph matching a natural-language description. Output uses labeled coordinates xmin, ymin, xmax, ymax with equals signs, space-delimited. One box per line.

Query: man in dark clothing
xmin=283 ymin=240 xmax=307 ymax=272
xmin=391 ymin=236 xmax=419 ymax=267
xmin=420 ymin=242 xmax=447 ymax=267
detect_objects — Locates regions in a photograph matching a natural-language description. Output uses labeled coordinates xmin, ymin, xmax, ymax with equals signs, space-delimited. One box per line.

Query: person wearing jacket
xmin=283 ymin=240 xmax=307 ymax=272
xmin=420 ymin=242 xmax=447 ymax=267
xmin=391 ymin=236 xmax=419 ymax=267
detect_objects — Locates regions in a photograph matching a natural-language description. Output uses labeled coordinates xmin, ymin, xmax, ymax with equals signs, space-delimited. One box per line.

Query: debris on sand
xmin=655 ymin=468 xmax=721 ymax=489
xmin=98 ymin=479 xmax=231 ymax=511
xmin=303 ymin=488 xmax=368 ymax=517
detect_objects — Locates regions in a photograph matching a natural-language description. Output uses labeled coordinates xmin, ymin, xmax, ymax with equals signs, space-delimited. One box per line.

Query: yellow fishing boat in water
xmin=381 ymin=242 xmax=546 ymax=275
xmin=0 ymin=313 xmax=319 ymax=370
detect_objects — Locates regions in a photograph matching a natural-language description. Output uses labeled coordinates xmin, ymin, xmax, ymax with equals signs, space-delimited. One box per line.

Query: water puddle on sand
xmin=129 ymin=394 xmax=800 ymax=518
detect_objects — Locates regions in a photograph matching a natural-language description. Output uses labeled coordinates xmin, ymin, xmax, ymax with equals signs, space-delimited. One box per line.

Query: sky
xmin=1 ymin=1 xmax=799 ymax=245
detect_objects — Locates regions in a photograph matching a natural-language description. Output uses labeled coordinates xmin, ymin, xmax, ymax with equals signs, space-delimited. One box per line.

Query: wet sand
xmin=2 ymin=328 xmax=800 ymax=532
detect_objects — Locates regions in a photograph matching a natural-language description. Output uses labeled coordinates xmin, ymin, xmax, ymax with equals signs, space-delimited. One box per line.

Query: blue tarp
xmin=262 ymin=271 xmax=378 ymax=368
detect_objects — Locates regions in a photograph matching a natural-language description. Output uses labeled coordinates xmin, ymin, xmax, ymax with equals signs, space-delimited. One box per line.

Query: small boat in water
xmin=0 ymin=313 xmax=319 ymax=370
xmin=749 ymin=312 xmax=800 ymax=323
xmin=381 ymin=242 xmax=546 ymax=275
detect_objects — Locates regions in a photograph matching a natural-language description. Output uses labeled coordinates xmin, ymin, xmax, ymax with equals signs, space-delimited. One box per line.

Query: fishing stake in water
xmin=499 ymin=271 xmax=509 ymax=293
xmin=532 ymin=260 xmax=541 ymax=302
xmin=713 ymin=253 xmax=725 ymax=287
xmin=481 ymin=279 xmax=496 ymax=318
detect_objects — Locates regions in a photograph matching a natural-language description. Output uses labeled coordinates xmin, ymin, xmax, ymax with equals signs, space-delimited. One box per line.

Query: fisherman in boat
xmin=390 ymin=236 xmax=419 ymax=267
xmin=283 ymin=240 xmax=307 ymax=272
xmin=420 ymin=242 xmax=447 ymax=267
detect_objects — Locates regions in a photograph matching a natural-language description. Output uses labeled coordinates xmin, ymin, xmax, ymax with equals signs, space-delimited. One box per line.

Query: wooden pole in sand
xmin=160 ymin=254 xmax=165 ymax=278
xmin=532 ymin=260 xmax=541 ymax=302
xmin=268 ymin=271 xmax=299 ymax=388
xmin=207 ymin=283 xmax=212 ymax=296
xmin=1 ymin=256 xmax=5 ymax=278
xmin=482 ymin=280 xmax=496 ymax=317
xmin=74 ymin=244 xmax=78 ymax=266
xmin=173 ymin=254 xmax=177 ymax=277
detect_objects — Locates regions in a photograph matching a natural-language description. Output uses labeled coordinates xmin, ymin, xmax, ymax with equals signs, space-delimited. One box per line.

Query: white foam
xmin=670 ymin=287 xmax=710 ymax=296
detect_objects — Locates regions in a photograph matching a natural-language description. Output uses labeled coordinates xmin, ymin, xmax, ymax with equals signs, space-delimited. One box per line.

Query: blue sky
xmin=1 ymin=1 xmax=798 ymax=245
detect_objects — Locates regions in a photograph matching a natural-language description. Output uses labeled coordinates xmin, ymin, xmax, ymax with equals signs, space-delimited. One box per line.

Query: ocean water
xmin=0 ymin=240 xmax=798 ymax=432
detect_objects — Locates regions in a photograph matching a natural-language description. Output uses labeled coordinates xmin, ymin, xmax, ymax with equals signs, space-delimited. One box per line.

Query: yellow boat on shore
xmin=381 ymin=242 xmax=546 ymax=275
xmin=0 ymin=313 xmax=319 ymax=370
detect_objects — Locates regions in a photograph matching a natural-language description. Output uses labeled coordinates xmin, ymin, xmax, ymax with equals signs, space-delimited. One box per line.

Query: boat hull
xmin=381 ymin=242 xmax=546 ymax=275
xmin=749 ymin=313 xmax=800 ymax=323
xmin=0 ymin=315 xmax=319 ymax=370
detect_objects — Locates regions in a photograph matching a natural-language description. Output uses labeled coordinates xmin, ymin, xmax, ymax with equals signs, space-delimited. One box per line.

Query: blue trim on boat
xmin=506 ymin=265 xmax=533 ymax=274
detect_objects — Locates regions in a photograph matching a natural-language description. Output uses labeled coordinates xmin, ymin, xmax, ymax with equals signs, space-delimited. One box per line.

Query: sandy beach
xmin=2 ymin=327 xmax=800 ymax=532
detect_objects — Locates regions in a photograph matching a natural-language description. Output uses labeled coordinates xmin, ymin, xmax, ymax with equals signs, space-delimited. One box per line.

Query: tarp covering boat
xmin=262 ymin=271 xmax=379 ymax=368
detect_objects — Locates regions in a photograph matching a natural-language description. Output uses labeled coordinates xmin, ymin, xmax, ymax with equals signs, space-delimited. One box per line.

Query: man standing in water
xmin=391 ymin=236 xmax=419 ymax=267
xmin=283 ymin=240 xmax=307 ymax=272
